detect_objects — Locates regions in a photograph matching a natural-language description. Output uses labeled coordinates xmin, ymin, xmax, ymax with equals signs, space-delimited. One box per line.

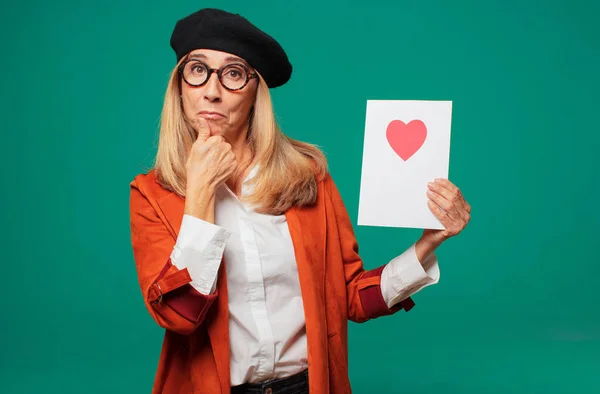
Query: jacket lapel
xmin=285 ymin=187 xmax=329 ymax=392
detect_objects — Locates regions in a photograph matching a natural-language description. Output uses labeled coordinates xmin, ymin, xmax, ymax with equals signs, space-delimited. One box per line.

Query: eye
xmin=222 ymin=65 xmax=246 ymax=81
xmin=191 ymin=65 xmax=207 ymax=75
xmin=185 ymin=61 xmax=207 ymax=75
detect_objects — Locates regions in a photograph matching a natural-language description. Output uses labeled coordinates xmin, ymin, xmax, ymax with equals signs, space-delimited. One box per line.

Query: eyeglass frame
xmin=178 ymin=58 xmax=258 ymax=91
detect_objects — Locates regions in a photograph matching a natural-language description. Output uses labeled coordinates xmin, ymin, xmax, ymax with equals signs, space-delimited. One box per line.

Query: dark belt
xmin=230 ymin=369 xmax=308 ymax=394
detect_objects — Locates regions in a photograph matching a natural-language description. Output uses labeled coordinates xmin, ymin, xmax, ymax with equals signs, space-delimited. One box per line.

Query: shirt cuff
xmin=380 ymin=242 xmax=440 ymax=308
xmin=170 ymin=214 xmax=232 ymax=295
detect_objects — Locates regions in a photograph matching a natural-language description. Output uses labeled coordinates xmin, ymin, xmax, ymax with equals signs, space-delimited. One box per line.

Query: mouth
xmin=198 ymin=111 xmax=226 ymax=120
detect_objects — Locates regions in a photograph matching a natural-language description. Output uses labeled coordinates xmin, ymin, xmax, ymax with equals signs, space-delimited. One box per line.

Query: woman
xmin=129 ymin=8 xmax=471 ymax=394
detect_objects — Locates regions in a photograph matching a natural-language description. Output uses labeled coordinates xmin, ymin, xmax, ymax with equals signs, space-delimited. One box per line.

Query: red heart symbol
xmin=386 ymin=119 xmax=427 ymax=161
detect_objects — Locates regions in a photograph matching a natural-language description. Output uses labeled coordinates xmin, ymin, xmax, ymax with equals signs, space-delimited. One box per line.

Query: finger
xmin=427 ymin=200 xmax=451 ymax=227
xmin=195 ymin=117 xmax=212 ymax=143
xmin=429 ymin=179 xmax=469 ymax=218
xmin=430 ymin=194 xmax=469 ymax=235
xmin=427 ymin=201 xmax=464 ymax=238
xmin=225 ymin=150 xmax=236 ymax=165
xmin=207 ymin=135 xmax=225 ymax=145
xmin=429 ymin=178 xmax=464 ymax=203
xmin=426 ymin=189 xmax=462 ymax=222
xmin=433 ymin=178 xmax=459 ymax=194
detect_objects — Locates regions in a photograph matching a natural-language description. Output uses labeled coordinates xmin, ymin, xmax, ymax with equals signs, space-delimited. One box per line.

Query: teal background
xmin=1 ymin=0 xmax=598 ymax=392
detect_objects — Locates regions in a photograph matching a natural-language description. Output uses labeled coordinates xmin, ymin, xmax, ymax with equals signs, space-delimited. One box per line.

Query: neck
xmin=224 ymin=125 xmax=255 ymax=196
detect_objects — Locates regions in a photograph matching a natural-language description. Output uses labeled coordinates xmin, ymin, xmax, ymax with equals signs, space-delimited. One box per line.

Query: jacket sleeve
xmin=129 ymin=178 xmax=219 ymax=335
xmin=325 ymin=174 xmax=416 ymax=323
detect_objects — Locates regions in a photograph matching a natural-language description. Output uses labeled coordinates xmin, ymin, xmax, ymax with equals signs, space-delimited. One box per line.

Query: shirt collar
xmin=217 ymin=162 xmax=260 ymax=199
xmin=241 ymin=163 xmax=260 ymax=196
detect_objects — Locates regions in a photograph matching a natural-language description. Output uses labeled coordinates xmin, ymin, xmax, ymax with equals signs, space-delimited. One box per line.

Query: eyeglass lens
xmin=182 ymin=60 xmax=249 ymax=90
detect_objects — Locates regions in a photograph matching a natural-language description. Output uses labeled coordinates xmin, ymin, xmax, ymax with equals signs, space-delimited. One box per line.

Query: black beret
xmin=170 ymin=8 xmax=292 ymax=88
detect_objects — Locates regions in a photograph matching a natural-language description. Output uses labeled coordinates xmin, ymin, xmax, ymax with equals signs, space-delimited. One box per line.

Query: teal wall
xmin=1 ymin=0 xmax=598 ymax=392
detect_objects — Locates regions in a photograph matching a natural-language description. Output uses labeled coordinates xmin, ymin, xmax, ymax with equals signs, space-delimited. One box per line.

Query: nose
xmin=203 ymin=70 xmax=222 ymax=102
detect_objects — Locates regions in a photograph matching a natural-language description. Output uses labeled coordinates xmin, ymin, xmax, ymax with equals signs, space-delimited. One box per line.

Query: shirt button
xmin=265 ymin=388 xmax=273 ymax=394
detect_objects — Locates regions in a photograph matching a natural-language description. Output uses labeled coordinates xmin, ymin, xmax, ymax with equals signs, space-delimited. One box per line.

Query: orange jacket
xmin=129 ymin=170 xmax=415 ymax=393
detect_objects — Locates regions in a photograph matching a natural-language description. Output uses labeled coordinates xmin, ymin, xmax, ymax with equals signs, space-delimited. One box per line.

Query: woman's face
xmin=180 ymin=49 xmax=258 ymax=138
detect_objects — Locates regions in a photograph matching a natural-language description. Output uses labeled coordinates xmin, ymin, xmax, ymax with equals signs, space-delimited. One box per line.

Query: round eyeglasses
xmin=178 ymin=59 xmax=258 ymax=91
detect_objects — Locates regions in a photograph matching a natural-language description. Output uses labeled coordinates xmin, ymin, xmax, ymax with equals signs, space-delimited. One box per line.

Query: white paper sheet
xmin=357 ymin=100 xmax=453 ymax=229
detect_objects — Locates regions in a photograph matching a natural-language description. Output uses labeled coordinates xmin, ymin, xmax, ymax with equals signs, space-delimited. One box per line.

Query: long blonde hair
xmin=153 ymin=56 xmax=328 ymax=215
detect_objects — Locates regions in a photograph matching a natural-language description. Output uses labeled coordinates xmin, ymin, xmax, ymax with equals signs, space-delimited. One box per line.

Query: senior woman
xmin=129 ymin=7 xmax=471 ymax=394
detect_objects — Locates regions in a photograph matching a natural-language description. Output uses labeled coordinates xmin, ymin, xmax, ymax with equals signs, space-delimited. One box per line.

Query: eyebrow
xmin=188 ymin=53 xmax=250 ymax=67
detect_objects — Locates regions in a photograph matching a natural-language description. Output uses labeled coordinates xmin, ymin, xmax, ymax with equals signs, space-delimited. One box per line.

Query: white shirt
xmin=169 ymin=166 xmax=440 ymax=386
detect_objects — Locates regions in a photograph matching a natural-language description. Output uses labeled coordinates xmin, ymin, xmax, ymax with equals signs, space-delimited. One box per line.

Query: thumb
xmin=195 ymin=117 xmax=212 ymax=143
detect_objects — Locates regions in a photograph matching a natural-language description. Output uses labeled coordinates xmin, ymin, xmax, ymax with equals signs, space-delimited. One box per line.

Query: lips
xmin=198 ymin=111 xmax=225 ymax=120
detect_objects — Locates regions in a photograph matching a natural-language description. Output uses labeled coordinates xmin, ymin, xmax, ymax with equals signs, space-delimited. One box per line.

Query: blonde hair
xmin=153 ymin=56 xmax=328 ymax=215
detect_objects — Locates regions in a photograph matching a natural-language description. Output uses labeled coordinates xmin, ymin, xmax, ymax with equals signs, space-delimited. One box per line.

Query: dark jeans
xmin=230 ymin=369 xmax=309 ymax=394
